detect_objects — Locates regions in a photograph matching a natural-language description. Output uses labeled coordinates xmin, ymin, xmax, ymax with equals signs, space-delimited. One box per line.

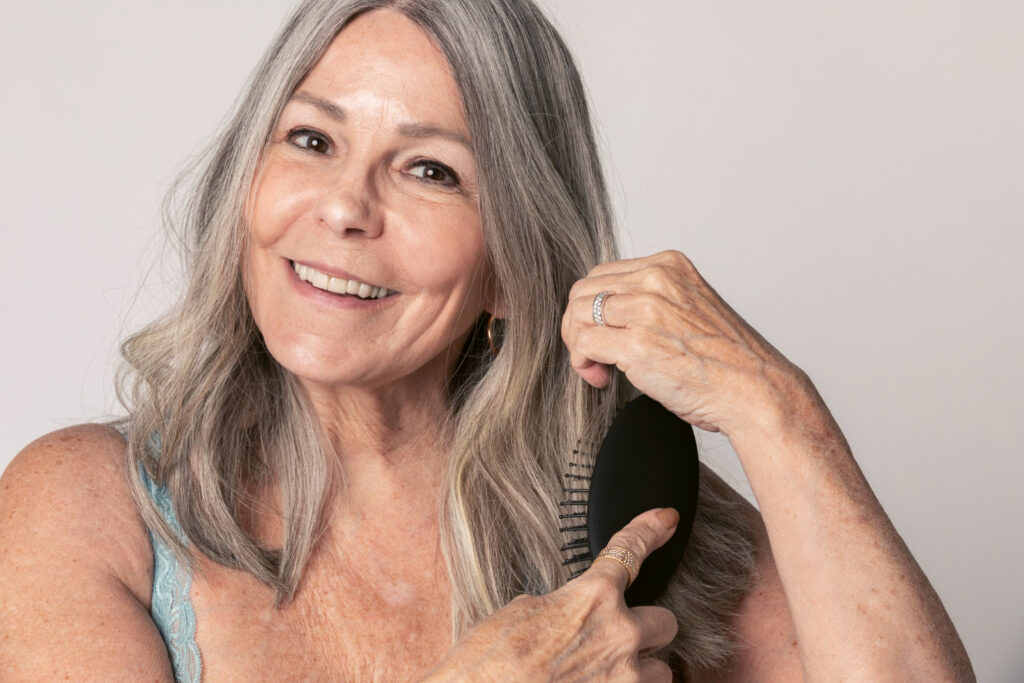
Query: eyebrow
xmin=289 ymin=90 xmax=473 ymax=150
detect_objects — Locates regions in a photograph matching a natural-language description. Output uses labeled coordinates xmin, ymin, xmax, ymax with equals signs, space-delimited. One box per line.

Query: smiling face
xmin=245 ymin=9 xmax=492 ymax=395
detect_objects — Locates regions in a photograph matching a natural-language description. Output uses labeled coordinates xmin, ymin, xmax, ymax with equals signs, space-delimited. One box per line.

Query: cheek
xmin=249 ymin=158 xmax=317 ymax=247
xmin=401 ymin=209 xmax=487 ymax=294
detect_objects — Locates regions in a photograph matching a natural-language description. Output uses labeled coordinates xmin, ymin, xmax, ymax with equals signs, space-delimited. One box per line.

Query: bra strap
xmin=139 ymin=462 xmax=203 ymax=683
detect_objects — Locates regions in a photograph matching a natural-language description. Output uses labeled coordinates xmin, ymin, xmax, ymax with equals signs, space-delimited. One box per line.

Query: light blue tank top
xmin=139 ymin=462 xmax=203 ymax=682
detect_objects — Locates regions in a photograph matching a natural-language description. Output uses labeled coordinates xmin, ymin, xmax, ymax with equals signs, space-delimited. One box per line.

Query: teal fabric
xmin=139 ymin=461 xmax=202 ymax=683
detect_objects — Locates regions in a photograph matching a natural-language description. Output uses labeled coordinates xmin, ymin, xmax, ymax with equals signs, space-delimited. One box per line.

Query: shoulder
xmin=0 ymin=423 xmax=153 ymax=605
xmin=0 ymin=424 xmax=173 ymax=679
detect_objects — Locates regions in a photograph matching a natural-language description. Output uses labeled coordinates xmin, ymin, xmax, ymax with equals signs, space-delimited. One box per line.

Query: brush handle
xmin=586 ymin=394 xmax=700 ymax=606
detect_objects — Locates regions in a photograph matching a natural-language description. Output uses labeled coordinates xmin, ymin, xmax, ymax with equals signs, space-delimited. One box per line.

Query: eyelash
xmin=408 ymin=159 xmax=461 ymax=188
xmin=286 ymin=128 xmax=332 ymax=154
xmin=285 ymin=127 xmax=462 ymax=189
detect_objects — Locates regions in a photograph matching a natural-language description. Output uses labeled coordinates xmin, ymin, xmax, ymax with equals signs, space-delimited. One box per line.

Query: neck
xmin=303 ymin=375 xmax=453 ymax=521
xmin=241 ymin=362 xmax=458 ymax=553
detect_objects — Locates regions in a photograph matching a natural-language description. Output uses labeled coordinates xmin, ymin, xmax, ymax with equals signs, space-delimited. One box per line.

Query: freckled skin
xmin=2 ymin=5 xmax=972 ymax=683
xmin=186 ymin=8 xmax=494 ymax=679
xmin=245 ymin=10 xmax=491 ymax=401
xmin=196 ymin=11 xmax=496 ymax=675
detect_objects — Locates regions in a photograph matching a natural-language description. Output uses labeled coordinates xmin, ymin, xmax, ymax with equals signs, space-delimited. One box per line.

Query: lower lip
xmin=284 ymin=260 xmax=396 ymax=310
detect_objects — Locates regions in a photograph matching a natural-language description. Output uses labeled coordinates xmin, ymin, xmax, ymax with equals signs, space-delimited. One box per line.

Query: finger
xmin=586 ymin=255 xmax=660 ymax=279
xmin=586 ymin=508 xmax=679 ymax=592
xmin=585 ymin=249 xmax=698 ymax=280
xmin=573 ymin=250 xmax=699 ymax=299
xmin=565 ymin=325 xmax=628 ymax=386
xmin=571 ymin=324 xmax=708 ymax=379
xmin=571 ymin=324 xmax=639 ymax=372
xmin=566 ymin=291 xmax=662 ymax=331
xmin=568 ymin=285 xmax=721 ymax=337
xmin=561 ymin=306 xmax=629 ymax=388
xmin=572 ymin=358 xmax=611 ymax=388
xmin=567 ymin=269 xmax=650 ymax=304
xmin=630 ymin=606 xmax=679 ymax=653
xmin=636 ymin=656 xmax=673 ymax=683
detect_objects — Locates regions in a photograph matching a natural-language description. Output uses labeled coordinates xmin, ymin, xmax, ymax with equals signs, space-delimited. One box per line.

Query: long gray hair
xmin=118 ymin=0 xmax=756 ymax=672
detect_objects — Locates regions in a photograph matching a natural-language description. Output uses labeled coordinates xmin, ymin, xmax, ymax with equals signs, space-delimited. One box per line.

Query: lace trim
xmin=140 ymin=463 xmax=203 ymax=683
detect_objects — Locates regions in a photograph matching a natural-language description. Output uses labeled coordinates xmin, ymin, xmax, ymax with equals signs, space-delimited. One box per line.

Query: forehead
xmin=296 ymin=8 xmax=468 ymax=132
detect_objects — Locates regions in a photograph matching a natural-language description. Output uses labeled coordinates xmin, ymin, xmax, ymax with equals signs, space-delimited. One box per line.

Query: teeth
xmin=326 ymin=276 xmax=347 ymax=295
xmin=292 ymin=261 xmax=390 ymax=300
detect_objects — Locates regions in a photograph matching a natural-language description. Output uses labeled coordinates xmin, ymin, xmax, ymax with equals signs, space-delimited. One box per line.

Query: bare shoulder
xmin=0 ymin=423 xmax=151 ymax=597
xmin=687 ymin=465 xmax=804 ymax=682
xmin=0 ymin=424 xmax=172 ymax=680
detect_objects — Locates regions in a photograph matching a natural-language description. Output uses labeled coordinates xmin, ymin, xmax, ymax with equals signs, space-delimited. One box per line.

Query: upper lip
xmin=290 ymin=259 xmax=394 ymax=292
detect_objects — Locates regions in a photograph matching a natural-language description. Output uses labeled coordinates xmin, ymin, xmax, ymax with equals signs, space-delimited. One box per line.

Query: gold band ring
xmin=594 ymin=545 xmax=640 ymax=588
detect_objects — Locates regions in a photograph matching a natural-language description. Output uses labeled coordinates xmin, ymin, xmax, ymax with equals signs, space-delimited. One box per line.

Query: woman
xmin=0 ymin=0 xmax=973 ymax=680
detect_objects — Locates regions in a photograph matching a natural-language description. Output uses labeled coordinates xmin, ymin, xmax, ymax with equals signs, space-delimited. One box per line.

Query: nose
xmin=315 ymin=164 xmax=385 ymax=239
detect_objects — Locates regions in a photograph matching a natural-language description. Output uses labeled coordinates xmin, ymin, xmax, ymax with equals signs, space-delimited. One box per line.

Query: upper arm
xmin=0 ymin=424 xmax=174 ymax=681
xmin=686 ymin=466 xmax=803 ymax=683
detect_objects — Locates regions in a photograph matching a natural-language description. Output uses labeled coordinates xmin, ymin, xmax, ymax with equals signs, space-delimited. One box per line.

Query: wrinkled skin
xmin=422 ymin=508 xmax=681 ymax=682
xmin=561 ymin=249 xmax=807 ymax=438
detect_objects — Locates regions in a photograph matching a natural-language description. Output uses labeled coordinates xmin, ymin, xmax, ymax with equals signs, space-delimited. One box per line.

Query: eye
xmin=408 ymin=160 xmax=461 ymax=188
xmin=286 ymin=128 xmax=332 ymax=154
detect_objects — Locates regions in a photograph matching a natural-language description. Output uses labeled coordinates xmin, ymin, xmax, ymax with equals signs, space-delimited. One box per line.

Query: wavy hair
xmin=118 ymin=0 xmax=757 ymax=672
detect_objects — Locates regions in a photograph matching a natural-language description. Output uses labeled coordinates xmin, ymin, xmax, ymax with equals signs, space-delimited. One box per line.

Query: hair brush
xmin=560 ymin=394 xmax=700 ymax=606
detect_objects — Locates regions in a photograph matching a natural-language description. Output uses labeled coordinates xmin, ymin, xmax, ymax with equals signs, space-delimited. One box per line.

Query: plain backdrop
xmin=2 ymin=1 xmax=1021 ymax=679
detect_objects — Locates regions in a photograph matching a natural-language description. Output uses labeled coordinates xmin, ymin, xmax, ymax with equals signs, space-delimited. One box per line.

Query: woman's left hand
xmin=561 ymin=249 xmax=807 ymax=437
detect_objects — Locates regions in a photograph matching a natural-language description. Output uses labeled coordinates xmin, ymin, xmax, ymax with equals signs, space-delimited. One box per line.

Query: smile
xmin=291 ymin=261 xmax=393 ymax=300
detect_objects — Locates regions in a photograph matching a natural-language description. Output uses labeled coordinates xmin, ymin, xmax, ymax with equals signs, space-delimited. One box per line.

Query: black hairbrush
xmin=560 ymin=394 xmax=700 ymax=606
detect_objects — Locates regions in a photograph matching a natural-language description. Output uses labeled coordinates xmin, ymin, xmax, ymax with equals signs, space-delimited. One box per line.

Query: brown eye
xmin=287 ymin=128 xmax=331 ymax=154
xmin=409 ymin=160 xmax=460 ymax=188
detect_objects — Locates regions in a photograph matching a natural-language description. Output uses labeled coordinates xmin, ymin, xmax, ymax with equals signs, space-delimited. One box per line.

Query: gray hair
xmin=117 ymin=0 xmax=757 ymax=672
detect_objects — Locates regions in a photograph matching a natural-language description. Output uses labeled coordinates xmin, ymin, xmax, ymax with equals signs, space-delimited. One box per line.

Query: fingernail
xmin=656 ymin=507 xmax=679 ymax=530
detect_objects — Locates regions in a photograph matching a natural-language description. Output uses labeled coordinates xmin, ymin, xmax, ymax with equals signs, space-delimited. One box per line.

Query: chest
xmin=186 ymin=543 xmax=454 ymax=681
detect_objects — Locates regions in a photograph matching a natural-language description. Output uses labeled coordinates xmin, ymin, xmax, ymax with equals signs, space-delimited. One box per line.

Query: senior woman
xmin=0 ymin=0 xmax=972 ymax=681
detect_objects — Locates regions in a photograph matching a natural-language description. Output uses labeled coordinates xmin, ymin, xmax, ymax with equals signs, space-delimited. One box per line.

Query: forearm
xmin=727 ymin=374 xmax=974 ymax=682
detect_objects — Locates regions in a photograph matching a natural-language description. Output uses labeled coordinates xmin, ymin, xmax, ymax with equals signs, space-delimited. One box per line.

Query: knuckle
xmin=638 ymin=294 xmax=663 ymax=322
xmin=640 ymin=265 xmax=664 ymax=289
xmin=663 ymin=279 xmax=690 ymax=306
xmin=632 ymin=515 xmax=665 ymax=550
xmin=662 ymin=248 xmax=694 ymax=270
xmin=627 ymin=328 xmax=655 ymax=359
xmin=611 ymin=528 xmax=649 ymax=559
xmin=509 ymin=593 xmax=534 ymax=606
xmin=621 ymin=616 xmax=645 ymax=650
xmin=575 ymin=574 xmax=613 ymax=605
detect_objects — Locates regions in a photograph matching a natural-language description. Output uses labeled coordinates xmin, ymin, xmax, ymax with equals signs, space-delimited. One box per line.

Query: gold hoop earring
xmin=486 ymin=314 xmax=501 ymax=356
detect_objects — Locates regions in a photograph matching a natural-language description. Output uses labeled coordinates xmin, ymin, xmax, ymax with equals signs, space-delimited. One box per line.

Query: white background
xmin=2 ymin=1 xmax=1021 ymax=679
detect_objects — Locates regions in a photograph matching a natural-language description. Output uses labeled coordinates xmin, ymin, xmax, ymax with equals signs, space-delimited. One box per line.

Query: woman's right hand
xmin=421 ymin=507 xmax=682 ymax=682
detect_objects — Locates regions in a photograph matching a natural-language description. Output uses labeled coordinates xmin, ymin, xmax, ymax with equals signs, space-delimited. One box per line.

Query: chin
xmin=264 ymin=335 xmax=367 ymax=386
xmin=263 ymin=333 xmax=446 ymax=395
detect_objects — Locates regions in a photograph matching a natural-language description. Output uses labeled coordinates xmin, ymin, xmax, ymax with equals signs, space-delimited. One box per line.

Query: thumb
xmin=586 ymin=507 xmax=679 ymax=591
